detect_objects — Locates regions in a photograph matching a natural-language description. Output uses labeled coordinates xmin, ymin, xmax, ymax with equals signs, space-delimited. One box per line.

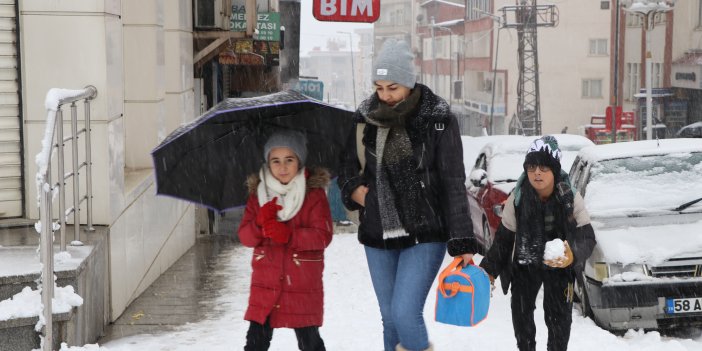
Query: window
xmin=625 ymin=63 xmax=640 ymax=101
xmin=626 ymin=13 xmax=642 ymax=27
xmin=582 ymin=79 xmax=603 ymax=98
xmin=653 ymin=62 xmax=662 ymax=88
xmin=589 ymin=39 xmax=608 ymax=56
xmin=467 ymin=0 xmax=492 ymax=21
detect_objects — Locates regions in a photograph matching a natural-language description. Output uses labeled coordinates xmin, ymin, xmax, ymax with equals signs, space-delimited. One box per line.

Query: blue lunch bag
xmin=435 ymin=257 xmax=491 ymax=327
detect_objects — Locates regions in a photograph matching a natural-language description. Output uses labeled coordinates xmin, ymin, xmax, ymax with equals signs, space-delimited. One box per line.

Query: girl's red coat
xmin=238 ymin=170 xmax=333 ymax=328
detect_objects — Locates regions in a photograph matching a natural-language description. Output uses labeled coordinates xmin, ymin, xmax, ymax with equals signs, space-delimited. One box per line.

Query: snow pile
xmin=543 ymin=238 xmax=566 ymax=261
xmin=0 ymin=285 xmax=83 ymax=322
xmin=606 ymin=272 xmax=655 ymax=284
xmin=44 ymin=88 xmax=89 ymax=112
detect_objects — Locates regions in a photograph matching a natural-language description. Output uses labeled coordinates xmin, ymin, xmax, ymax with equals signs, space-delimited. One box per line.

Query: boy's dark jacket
xmin=337 ymin=83 xmax=478 ymax=255
xmin=479 ymin=174 xmax=597 ymax=294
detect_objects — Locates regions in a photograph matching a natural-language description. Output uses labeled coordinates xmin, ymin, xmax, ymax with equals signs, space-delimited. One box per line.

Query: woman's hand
xmin=459 ymin=253 xmax=474 ymax=267
xmin=351 ymin=185 xmax=369 ymax=207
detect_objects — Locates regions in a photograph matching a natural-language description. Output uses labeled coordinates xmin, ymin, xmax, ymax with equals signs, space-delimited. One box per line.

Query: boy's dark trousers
xmin=510 ymin=263 xmax=574 ymax=351
xmin=244 ymin=319 xmax=326 ymax=351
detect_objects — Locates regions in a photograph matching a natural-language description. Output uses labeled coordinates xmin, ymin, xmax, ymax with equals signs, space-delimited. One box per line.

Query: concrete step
xmin=0 ymin=311 xmax=73 ymax=351
xmin=0 ymin=224 xmax=109 ymax=350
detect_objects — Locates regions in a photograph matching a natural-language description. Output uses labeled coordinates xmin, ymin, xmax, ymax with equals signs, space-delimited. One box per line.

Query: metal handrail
xmin=36 ymin=85 xmax=97 ymax=351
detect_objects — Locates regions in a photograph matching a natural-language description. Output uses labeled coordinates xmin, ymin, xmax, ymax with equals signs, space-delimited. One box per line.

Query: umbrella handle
xmin=261 ymin=161 xmax=271 ymax=201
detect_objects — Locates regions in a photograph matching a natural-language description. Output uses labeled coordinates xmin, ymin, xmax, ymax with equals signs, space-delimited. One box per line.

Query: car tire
xmin=575 ymin=276 xmax=592 ymax=318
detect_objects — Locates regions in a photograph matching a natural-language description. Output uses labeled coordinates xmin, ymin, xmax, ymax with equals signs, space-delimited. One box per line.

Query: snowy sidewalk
xmin=101 ymin=233 xmax=702 ymax=351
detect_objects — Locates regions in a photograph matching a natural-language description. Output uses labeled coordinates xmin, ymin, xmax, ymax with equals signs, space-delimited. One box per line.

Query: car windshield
xmin=488 ymin=152 xmax=525 ymax=183
xmin=487 ymin=149 xmax=582 ymax=183
xmin=585 ymin=152 xmax=702 ymax=216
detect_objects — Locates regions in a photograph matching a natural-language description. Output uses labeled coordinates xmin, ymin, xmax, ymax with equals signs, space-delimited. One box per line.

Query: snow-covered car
xmin=569 ymin=139 xmax=702 ymax=332
xmin=466 ymin=134 xmax=594 ymax=251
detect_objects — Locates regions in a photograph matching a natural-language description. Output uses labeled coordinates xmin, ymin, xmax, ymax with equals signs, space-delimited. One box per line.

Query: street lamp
xmin=337 ymin=31 xmax=357 ymax=109
xmin=622 ymin=0 xmax=676 ymax=140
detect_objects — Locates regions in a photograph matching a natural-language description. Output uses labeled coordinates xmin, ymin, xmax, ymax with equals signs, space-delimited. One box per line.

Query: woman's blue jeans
xmin=364 ymin=242 xmax=446 ymax=351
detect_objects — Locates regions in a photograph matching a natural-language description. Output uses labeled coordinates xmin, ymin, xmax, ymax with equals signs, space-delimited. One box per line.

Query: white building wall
xmin=672 ymin=2 xmax=702 ymax=59
xmin=494 ymin=0 xmax=611 ymax=135
xmin=20 ymin=0 xmax=196 ymax=321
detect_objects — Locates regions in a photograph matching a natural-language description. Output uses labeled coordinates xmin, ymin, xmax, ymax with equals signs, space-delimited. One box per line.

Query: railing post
xmin=37 ymin=86 xmax=98 ymax=351
xmin=56 ymin=109 xmax=67 ymax=251
xmin=70 ymin=102 xmax=81 ymax=245
xmin=84 ymin=98 xmax=94 ymax=231
xmin=40 ymin=161 xmax=54 ymax=351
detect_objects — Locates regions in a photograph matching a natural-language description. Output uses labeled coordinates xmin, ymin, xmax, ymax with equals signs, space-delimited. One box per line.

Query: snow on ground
xmin=101 ymin=233 xmax=702 ymax=351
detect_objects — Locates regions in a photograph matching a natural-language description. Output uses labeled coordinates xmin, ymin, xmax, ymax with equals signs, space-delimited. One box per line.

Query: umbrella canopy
xmin=152 ymin=90 xmax=355 ymax=211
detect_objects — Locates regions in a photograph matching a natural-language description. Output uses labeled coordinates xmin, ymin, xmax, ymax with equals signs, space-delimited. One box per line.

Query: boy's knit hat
xmin=264 ymin=130 xmax=307 ymax=165
xmin=523 ymin=135 xmax=562 ymax=176
xmin=372 ymin=39 xmax=416 ymax=89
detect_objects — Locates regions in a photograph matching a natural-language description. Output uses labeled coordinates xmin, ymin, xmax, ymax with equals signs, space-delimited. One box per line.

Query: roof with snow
xmin=578 ymin=138 xmax=702 ymax=163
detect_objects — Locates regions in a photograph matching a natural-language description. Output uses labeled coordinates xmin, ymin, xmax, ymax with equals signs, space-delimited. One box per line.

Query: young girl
xmin=238 ymin=130 xmax=333 ymax=351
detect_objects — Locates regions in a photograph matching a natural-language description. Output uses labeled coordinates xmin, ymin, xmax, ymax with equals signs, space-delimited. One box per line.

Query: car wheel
xmin=482 ymin=218 xmax=493 ymax=250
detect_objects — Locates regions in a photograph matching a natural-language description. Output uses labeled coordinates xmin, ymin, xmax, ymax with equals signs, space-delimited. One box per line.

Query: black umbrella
xmin=152 ymin=90 xmax=355 ymax=211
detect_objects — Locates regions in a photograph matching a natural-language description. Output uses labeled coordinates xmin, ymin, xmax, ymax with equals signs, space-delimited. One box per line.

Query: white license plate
xmin=666 ymin=298 xmax=702 ymax=314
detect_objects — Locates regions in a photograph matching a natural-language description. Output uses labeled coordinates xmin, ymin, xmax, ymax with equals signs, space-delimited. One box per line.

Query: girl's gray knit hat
xmin=372 ymin=39 xmax=416 ymax=89
xmin=264 ymin=130 xmax=307 ymax=165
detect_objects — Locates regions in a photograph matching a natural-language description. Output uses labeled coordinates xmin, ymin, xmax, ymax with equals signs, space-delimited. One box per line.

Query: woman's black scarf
xmin=364 ymin=88 xmax=423 ymax=238
xmin=514 ymin=172 xmax=577 ymax=266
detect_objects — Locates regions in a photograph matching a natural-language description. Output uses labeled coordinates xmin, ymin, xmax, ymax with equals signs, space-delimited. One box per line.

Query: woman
xmin=337 ymin=39 xmax=478 ymax=351
xmin=238 ymin=130 xmax=333 ymax=351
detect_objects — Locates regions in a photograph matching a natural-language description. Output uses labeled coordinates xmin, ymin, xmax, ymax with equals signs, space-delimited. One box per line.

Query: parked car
xmin=466 ymin=134 xmax=594 ymax=251
xmin=569 ymin=139 xmax=702 ymax=332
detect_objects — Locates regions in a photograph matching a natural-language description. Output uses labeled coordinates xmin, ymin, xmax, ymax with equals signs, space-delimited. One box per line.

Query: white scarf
xmin=257 ymin=167 xmax=306 ymax=221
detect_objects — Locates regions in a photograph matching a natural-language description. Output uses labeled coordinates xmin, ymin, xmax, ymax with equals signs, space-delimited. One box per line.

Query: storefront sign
xmin=230 ymin=5 xmax=246 ymax=31
xmin=256 ymin=12 xmax=280 ymax=41
xmin=672 ymin=64 xmax=702 ymax=90
xmin=313 ymin=0 xmax=380 ymax=23
xmin=230 ymin=7 xmax=280 ymax=42
xmin=298 ymin=80 xmax=325 ymax=101
xmin=218 ymin=39 xmax=280 ymax=66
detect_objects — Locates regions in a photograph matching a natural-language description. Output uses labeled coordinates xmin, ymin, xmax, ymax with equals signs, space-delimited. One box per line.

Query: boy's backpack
xmin=435 ymin=257 xmax=491 ymax=327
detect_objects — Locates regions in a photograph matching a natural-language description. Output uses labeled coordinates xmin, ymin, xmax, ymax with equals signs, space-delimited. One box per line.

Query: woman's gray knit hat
xmin=372 ymin=39 xmax=416 ymax=89
xmin=264 ymin=130 xmax=307 ymax=165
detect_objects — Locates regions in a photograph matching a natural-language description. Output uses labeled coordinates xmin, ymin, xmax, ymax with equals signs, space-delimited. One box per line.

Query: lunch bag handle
xmin=438 ymin=257 xmax=475 ymax=298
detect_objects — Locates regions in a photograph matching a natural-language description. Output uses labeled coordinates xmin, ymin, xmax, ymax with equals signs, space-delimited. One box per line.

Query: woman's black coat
xmin=337 ymin=84 xmax=478 ymax=255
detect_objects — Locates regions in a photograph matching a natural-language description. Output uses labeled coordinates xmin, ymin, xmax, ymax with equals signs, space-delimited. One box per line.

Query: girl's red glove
xmin=262 ymin=220 xmax=291 ymax=244
xmin=256 ymin=197 xmax=282 ymax=226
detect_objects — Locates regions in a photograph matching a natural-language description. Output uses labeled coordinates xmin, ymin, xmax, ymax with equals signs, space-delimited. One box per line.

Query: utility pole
xmin=501 ymin=1 xmax=557 ymax=136
xmin=611 ymin=0 xmax=621 ymax=143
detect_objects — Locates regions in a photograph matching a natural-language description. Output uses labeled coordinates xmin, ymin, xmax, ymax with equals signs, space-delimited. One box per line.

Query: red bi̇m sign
xmin=313 ymin=0 xmax=380 ymax=23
